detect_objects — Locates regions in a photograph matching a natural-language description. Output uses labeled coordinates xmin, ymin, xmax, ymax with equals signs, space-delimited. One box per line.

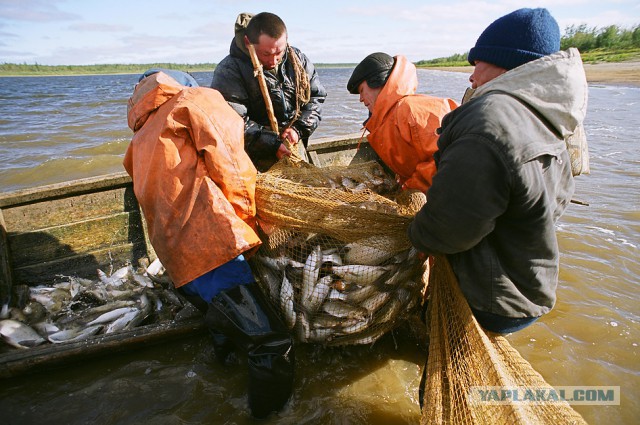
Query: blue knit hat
xmin=467 ymin=8 xmax=560 ymax=70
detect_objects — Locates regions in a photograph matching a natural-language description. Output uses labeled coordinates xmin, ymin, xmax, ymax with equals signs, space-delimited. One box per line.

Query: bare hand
xmin=280 ymin=128 xmax=300 ymax=146
xmin=276 ymin=143 xmax=292 ymax=159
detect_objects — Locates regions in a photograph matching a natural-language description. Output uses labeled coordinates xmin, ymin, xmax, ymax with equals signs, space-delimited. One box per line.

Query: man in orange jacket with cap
xmin=347 ymin=53 xmax=458 ymax=192
xmin=124 ymin=69 xmax=293 ymax=419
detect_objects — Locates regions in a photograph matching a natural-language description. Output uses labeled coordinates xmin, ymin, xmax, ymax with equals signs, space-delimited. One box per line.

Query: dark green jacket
xmin=409 ymin=49 xmax=588 ymax=318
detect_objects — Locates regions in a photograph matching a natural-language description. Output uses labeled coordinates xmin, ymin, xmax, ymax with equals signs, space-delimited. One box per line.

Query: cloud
xmin=0 ymin=0 xmax=79 ymax=22
xmin=68 ymin=23 xmax=132 ymax=32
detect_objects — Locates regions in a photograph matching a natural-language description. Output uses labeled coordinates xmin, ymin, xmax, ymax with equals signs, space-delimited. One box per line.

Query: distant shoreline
xmin=420 ymin=61 xmax=640 ymax=87
xmin=1 ymin=62 xmax=638 ymax=86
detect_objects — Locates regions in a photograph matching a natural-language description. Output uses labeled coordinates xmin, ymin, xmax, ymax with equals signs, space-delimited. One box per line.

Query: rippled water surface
xmin=0 ymin=69 xmax=638 ymax=424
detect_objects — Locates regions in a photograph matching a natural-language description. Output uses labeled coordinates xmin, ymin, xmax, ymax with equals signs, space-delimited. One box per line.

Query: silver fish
xmin=360 ymin=291 xmax=391 ymax=312
xmin=302 ymin=245 xmax=322 ymax=291
xmin=295 ymin=311 xmax=311 ymax=342
xmin=302 ymin=275 xmax=332 ymax=314
xmin=331 ymin=264 xmax=395 ymax=286
xmin=256 ymin=267 xmax=282 ymax=302
xmin=259 ymin=255 xmax=304 ymax=271
xmin=132 ymin=273 xmax=155 ymax=288
xmin=344 ymin=284 xmax=378 ymax=305
xmin=48 ymin=324 xmax=103 ymax=343
xmin=384 ymin=265 xmax=421 ymax=287
xmin=86 ymin=306 xmax=139 ymax=326
xmin=279 ymin=273 xmax=296 ymax=330
xmin=344 ymin=238 xmax=395 ymax=266
xmin=145 ymin=258 xmax=164 ymax=276
xmin=311 ymin=314 xmax=358 ymax=329
xmin=104 ymin=297 xmax=151 ymax=333
xmin=321 ymin=252 xmax=343 ymax=266
xmin=322 ymin=300 xmax=368 ymax=320
xmin=0 ymin=319 xmax=46 ymax=349
xmin=338 ymin=317 xmax=371 ymax=335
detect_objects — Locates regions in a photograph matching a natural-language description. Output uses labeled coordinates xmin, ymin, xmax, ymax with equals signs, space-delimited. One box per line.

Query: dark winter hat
xmin=467 ymin=8 xmax=560 ymax=70
xmin=347 ymin=52 xmax=395 ymax=94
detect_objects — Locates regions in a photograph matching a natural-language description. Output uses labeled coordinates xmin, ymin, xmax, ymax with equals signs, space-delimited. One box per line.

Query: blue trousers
xmin=181 ymin=254 xmax=255 ymax=303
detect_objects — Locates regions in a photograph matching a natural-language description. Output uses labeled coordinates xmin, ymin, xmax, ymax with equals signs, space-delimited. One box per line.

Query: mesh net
xmin=251 ymin=159 xmax=427 ymax=346
xmin=421 ymin=255 xmax=588 ymax=424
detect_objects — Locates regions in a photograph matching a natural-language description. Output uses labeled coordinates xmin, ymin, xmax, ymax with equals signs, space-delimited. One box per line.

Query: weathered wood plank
xmin=0 ymin=319 xmax=206 ymax=379
xmin=0 ymin=172 xmax=131 ymax=209
xmin=0 ymin=210 xmax=13 ymax=306
xmin=7 ymin=211 xmax=144 ymax=267
xmin=11 ymin=243 xmax=148 ymax=285
xmin=2 ymin=186 xmax=137 ymax=232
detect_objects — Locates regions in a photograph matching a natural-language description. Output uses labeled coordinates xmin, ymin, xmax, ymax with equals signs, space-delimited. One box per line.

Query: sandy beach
xmin=423 ymin=61 xmax=640 ymax=86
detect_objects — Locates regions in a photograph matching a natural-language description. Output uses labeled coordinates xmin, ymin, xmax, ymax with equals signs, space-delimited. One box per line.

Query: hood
xmin=127 ymin=71 xmax=186 ymax=132
xmin=366 ymin=55 xmax=418 ymax=130
xmin=231 ymin=12 xmax=253 ymax=58
xmin=466 ymin=48 xmax=588 ymax=138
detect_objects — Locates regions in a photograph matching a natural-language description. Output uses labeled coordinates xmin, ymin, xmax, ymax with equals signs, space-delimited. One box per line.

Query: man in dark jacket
xmin=211 ymin=12 xmax=327 ymax=171
xmin=408 ymin=8 xmax=588 ymax=334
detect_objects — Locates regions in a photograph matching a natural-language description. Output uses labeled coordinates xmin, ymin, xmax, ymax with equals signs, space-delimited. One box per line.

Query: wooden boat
xmin=0 ymin=133 xmax=378 ymax=378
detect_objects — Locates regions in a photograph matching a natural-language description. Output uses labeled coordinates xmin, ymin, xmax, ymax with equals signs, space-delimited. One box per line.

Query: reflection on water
xmin=0 ymin=70 xmax=638 ymax=424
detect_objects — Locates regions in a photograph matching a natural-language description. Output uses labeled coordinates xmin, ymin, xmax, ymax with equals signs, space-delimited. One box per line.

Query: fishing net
xmin=421 ymin=255 xmax=587 ymax=424
xmin=251 ymin=159 xmax=428 ymax=346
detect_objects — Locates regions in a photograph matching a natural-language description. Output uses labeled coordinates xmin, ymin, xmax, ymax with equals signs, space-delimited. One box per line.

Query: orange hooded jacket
xmin=365 ymin=56 xmax=458 ymax=192
xmin=123 ymin=71 xmax=261 ymax=287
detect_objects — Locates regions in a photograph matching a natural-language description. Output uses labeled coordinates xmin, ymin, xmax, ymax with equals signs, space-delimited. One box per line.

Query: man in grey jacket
xmin=409 ymin=8 xmax=588 ymax=334
xmin=211 ymin=12 xmax=326 ymax=171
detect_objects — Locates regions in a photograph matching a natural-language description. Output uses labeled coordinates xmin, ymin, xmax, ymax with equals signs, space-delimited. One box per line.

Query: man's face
xmin=357 ymin=80 xmax=383 ymax=114
xmin=469 ymin=61 xmax=507 ymax=88
xmin=247 ymin=33 xmax=287 ymax=70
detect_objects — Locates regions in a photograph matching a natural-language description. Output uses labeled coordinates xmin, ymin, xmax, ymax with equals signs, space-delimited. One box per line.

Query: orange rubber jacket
xmin=123 ymin=71 xmax=261 ymax=287
xmin=365 ymin=55 xmax=458 ymax=192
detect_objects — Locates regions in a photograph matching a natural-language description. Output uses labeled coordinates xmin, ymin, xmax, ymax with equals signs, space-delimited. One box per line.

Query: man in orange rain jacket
xmin=347 ymin=53 xmax=458 ymax=192
xmin=124 ymin=69 xmax=294 ymax=419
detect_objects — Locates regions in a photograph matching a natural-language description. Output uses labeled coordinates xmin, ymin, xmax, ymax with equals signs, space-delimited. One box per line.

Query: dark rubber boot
xmin=178 ymin=288 xmax=238 ymax=365
xmin=247 ymin=338 xmax=294 ymax=419
xmin=206 ymin=283 xmax=294 ymax=418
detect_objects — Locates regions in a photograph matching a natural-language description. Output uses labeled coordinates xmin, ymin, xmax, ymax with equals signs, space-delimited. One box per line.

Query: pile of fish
xmin=252 ymin=234 xmax=425 ymax=346
xmin=0 ymin=259 xmax=197 ymax=350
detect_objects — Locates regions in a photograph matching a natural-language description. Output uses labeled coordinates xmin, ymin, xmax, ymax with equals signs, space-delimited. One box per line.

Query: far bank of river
xmin=421 ymin=61 xmax=640 ymax=86
xmin=2 ymin=62 xmax=639 ymax=86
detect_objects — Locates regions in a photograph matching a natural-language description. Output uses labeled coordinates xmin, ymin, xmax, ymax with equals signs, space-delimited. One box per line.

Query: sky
xmin=1 ymin=0 xmax=638 ymax=66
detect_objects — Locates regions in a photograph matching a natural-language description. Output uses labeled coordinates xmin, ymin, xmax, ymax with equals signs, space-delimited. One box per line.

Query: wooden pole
xmin=246 ymin=43 xmax=301 ymax=161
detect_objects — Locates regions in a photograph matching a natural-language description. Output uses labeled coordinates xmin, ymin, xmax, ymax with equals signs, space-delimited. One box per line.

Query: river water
xmin=0 ymin=69 xmax=638 ymax=424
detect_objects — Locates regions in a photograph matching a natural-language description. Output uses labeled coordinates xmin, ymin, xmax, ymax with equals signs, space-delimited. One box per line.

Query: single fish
xmin=331 ymin=264 xmax=395 ymax=286
xmin=344 ymin=237 xmax=396 ymax=266
xmin=145 ymin=258 xmax=164 ymax=276
xmin=0 ymin=319 xmax=46 ymax=349
xmin=302 ymin=275 xmax=332 ymax=315
xmin=344 ymin=284 xmax=378 ymax=305
xmin=360 ymin=291 xmax=391 ymax=313
xmin=256 ymin=267 xmax=282 ymax=302
xmin=279 ymin=273 xmax=296 ymax=330
xmin=301 ymin=245 xmax=322 ymax=306
xmin=48 ymin=324 xmax=103 ymax=343
xmin=259 ymin=255 xmax=304 ymax=271
xmin=86 ymin=306 xmax=139 ymax=326
xmin=321 ymin=252 xmax=343 ymax=266
xmin=132 ymin=273 xmax=155 ymax=288
xmin=322 ymin=300 xmax=368 ymax=321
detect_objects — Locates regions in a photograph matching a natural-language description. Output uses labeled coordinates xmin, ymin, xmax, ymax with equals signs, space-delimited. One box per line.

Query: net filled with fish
xmin=252 ymin=160 xmax=428 ymax=346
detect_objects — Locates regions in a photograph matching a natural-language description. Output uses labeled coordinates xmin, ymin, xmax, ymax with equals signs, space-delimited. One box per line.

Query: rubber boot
xmin=205 ymin=283 xmax=294 ymax=419
xmin=178 ymin=289 xmax=238 ymax=365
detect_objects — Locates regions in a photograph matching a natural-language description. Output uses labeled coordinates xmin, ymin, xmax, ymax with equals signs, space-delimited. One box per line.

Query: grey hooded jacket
xmin=211 ymin=37 xmax=326 ymax=169
xmin=409 ymin=48 xmax=588 ymax=318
